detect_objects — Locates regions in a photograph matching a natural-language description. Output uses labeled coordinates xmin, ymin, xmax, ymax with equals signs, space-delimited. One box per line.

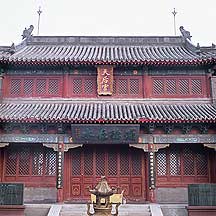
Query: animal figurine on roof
xmin=21 ymin=25 xmax=34 ymax=40
xmin=179 ymin=26 xmax=192 ymax=41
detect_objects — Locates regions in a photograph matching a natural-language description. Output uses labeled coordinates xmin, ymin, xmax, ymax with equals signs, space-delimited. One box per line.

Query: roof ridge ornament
xmin=10 ymin=43 xmax=15 ymax=54
xmin=21 ymin=25 xmax=34 ymax=40
xmin=179 ymin=26 xmax=192 ymax=41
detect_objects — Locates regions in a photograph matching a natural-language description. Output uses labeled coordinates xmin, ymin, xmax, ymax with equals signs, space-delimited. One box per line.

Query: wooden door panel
xmin=67 ymin=145 xmax=146 ymax=201
xmin=119 ymin=177 xmax=130 ymax=183
xmin=83 ymin=177 xmax=94 ymax=183
xmin=131 ymin=177 xmax=142 ymax=183
xmin=71 ymin=177 xmax=82 ymax=183
xmin=71 ymin=184 xmax=81 ymax=196
xmin=83 ymin=183 xmax=92 ymax=196
xmin=132 ymin=184 xmax=142 ymax=197
xmin=120 ymin=184 xmax=130 ymax=196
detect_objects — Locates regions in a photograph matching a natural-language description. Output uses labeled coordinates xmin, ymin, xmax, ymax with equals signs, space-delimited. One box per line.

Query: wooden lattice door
xmin=65 ymin=145 xmax=146 ymax=202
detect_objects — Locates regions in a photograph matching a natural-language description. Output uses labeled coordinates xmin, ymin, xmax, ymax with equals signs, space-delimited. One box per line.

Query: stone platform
xmin=24 ymin=203 xmax=191 ymax=216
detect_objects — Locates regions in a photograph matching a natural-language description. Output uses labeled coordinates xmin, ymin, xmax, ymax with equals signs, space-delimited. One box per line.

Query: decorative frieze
xmin=0 ymin=143 xmax=9 ymax=148
xmin=199 ymin=125 xmax=209 ymax=134
xmin=182 ymin=125 xmax=192 ymax=134
xmin=6 ymin=69 xmax=64 ymax=75
xmin=153 ymin=134 xmax=216 ymax=144
xmin=130 ymin=143 xmax=169 ymax=152
xmin=165 ymin=125 xmax=174 ymax=134
xmin=203 ymin=144 xmax=216 ymax=150
xmin=0 ymin=134 xmax=59 ymax=143
xmin=148 ymin=69 xmax=206 ymax=76
xmin=1 ymin=133 xmax=215 ymax=145
xmin=64 ymin=144 xmax=83 ymax=152
xmin=43 ymin=143 xmax=58 ymax=151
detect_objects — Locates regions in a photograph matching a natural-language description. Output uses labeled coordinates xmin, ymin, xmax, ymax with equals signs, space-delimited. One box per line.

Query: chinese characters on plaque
xmin=97 ymin=66 xmax=113 ymax=95
xmin=69 ymin=124 xmax=139 ymax=144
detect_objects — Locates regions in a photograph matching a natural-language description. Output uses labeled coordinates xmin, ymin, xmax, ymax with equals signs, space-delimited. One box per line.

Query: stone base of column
xmin=149 ymin=189 xmax=156 ymax=203
xmin=57 ymin=188 xmax=64 ymax=203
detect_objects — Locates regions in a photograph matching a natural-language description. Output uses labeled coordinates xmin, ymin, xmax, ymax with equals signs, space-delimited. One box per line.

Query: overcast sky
xmin=1 ymin=0 xmax=215 ymax=46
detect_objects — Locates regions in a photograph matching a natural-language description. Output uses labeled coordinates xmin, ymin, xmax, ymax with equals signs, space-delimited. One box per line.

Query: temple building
xmin=0 ymin=26 xmax=216 ymax=204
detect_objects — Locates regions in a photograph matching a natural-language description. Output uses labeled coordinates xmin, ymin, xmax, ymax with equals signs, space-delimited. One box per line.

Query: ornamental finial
xmin=179 ymin=26 xmax=192 ymax=41
xmin=21 ymin=25 xmax=34 ymax=40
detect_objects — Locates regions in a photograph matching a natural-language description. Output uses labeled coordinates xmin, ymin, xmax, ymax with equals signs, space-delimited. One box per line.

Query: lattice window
xmin=120 ymin=150 xmax=129 ymax=175
xmin=169 ymin=147 xmax=181 ymax=176
xmin=196 ymin=152 xmax=208 ymax=176
xmin=48 ymin=79 xmax=59 ymax=95
xmin=112 ymin=80 xmax=117 ymax=95
xmin=166 ymin=79 xmax=177 ymax=95
xmin=5 ymin=145 xmax=56 ymax=178
xmin=10 ymin=79 xmax=21 ymax=96
xmin=32 ymin=150 xmax=43 ymax=175
xmin=108 ymin=151 xmax=117 ymax=176
xmin=118 ymin=79 xmax=128 ymax=95
xmin=191 ymin=79 xmax=202 ymax=95
xmin=156 ymin=149 xmax=167 ymax=176
xmin=36 ymin=79 xmax=46 ymax=95
xmin=131 ymin=150 xmax=142 ymax=176
xmin=130 ymin=79 xmax=139 ymax=95
xmin=96 ymin=150 xmax=105 ymax=176
xmin=157 ymin=144 xmax=209 ymax=182
xmin=153 ymin=79 xmax=164 ymax=95
xmin=19 ymin=147 xmax=30 ymax=175
xmin=24 ymin=79 xmax=34 ymax=95
xmin=73 ymin=79 xmax=82 ymax=94
xmin=179 ymin=79 xmax=189 ymax=95
xmin=45 ymin=148 xmax=56 ymax=175
xmin=183 ymin=146 xmax=195 ymax=175
xmin=84 ymin=79 xmax=94 ymax=94
xmin=71 ymin=148 xmax=81 ymax=176
xmin=84 ymin=150 xmax=93 ymax=175
xmin=5 ymin=151 xmax=17 ymax=175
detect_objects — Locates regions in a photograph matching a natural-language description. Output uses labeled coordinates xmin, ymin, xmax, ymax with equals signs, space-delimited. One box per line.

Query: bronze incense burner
xmin=87 ymin=176 xmax=123 ymax=216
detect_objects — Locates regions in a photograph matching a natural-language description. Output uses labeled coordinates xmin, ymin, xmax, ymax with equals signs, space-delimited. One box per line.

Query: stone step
xmin=60 ymin=204 xmax=151 ymax=216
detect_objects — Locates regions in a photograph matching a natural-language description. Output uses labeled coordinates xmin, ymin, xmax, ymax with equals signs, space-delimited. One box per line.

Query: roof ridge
xmin=25 ymin=35 xmax=184 ymax=46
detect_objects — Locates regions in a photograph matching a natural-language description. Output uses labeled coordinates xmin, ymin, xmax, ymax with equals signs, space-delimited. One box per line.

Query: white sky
xmin=0 ymin=0 xmax=215 ymax=46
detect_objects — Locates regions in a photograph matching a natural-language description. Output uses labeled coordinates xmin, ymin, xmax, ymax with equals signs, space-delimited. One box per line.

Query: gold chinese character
xmin=102 ymin=68 xmax=110 ymax=76
xmin=102 ymin=84 xmax=109 ymax=92
xmin=101 ymin=76 xmax=109 ymax=84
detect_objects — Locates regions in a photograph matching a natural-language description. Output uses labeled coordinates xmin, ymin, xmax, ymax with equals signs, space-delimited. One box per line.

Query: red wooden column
xmin=130 ymin=141 xmax=156 ymax=203
xmin=57 ymin=143 xmax=64 ymax=203
xmin=0 ymin=71 xmax=4 ymax=99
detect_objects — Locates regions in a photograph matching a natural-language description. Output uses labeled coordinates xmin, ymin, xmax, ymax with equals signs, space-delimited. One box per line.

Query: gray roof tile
xmin=0 ymin=102 xmax=216 ymax=123
xmin=0 ymin=36 xmax=215 ymax=65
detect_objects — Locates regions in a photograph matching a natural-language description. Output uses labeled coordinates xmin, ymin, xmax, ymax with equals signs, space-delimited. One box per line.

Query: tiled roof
xmin=0 ymin=102 xmax=216 ymax=123
xmin=0 ymin=46 xmax=13 ymax=59
xmin=0 ymin=36 xmax=215 ymax=66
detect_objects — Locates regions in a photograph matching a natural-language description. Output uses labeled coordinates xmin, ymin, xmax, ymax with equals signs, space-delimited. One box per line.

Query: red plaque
xmin=97 ymin=66 xmax=113 ymax=95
